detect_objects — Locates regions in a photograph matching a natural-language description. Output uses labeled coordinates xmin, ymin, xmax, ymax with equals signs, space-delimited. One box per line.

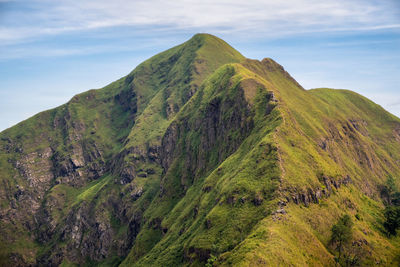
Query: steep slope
xmin=120 ymin=59 xmax=400 ymax=266
xmin=0 ymin=34 xmax=244 ymax=266
xmin=0 ymin=34 xmax=400 ymax=266
xmin=210 ymin=60 xmax=400 ymax=266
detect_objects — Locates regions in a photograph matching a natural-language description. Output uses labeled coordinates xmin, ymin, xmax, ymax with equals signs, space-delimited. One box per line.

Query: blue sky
xmin=0 ymin=0 xmax=400 ymax=131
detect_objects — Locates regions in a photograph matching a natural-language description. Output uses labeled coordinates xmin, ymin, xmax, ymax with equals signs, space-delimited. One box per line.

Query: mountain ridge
xmin=0 ymin=33 xmax=399 ymax=266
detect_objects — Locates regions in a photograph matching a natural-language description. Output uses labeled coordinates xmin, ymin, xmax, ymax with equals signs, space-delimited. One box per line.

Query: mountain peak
xmin=191 ymin=32 xmax=219 ymax=40
xmin=122 ymin=33 xmax=244 ymax=149
xmin=189 ymin=33 xmax=228 ymax=44
xmin=185 ymin=33 xmax=245 ymax=63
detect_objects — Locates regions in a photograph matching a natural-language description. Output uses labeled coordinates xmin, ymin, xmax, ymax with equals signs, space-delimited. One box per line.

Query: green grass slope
xmin=118 ymin=59 xmax=400 ymax=266
xmin=121 ymin=58 xmax=400 ymax=266
xmin=0 ymin=75 xmax=136 ymax=265
xmin=125 ymin=33 xmax=244 ymax=148
xmin=0 ymin=33 xmax=246 ymax=265
xmin=0 ymin=34 xmax=399 ymax=266
xmin=215 ymin=59 xmax=400 ymax=266
xmin=121 ymin=63 xmax=281 ymax=266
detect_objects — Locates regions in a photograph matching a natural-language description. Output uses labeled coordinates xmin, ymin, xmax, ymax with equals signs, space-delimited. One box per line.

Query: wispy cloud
xmin=389 ymin=101 xmax=400 ymax=107
xmin=0 ymin=40 xmax=169 ymax=60
xmin=1 ymin=0 xmax=399 ymax=43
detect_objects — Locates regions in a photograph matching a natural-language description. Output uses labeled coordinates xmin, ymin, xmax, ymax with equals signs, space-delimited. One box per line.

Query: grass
xmin=124 ymin=33 xmax=244 ymax=151
xmin=123 ymin=54 xmax=400 ymax=266
xmin=1 ymin=33 xmax=400 ymax=266
xmin=121 ymin=62 xmax=282 ymax=266
xmin=74 ymin=175 xmax=113 ymax=204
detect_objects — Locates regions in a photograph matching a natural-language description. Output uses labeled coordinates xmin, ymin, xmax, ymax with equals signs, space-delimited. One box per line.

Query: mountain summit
xmin=1 ymin=34 xmax=399 ymax=266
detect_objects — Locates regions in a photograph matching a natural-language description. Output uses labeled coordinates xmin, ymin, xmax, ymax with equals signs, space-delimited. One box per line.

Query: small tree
xmin=392 ymin=192 xmax=400 ymax=206
xmin=382 ymin=175 xmax=400 ymax=236
xmin=330 ymin=214 xmax=353 ymax=264
xmin=386 ymin=175 xmax=396 ymax=194
xmin=384 ymin=206 xmax=400 ymax=236
xmin=380 ymin=175 xmax=397 ymax=205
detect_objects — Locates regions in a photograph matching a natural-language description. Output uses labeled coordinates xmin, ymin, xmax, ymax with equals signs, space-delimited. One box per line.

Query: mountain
xmin=1 ymin=33 xmax=400 ymax=266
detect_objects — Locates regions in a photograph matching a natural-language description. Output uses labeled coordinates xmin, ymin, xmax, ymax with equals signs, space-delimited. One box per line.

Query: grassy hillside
xmin=214 ymin=60 xmax=400 ymax=266
xmin=0 ymin=34 xmax=399 ymax=266
xmin=119 ymin=58 xmax=400 ymax=266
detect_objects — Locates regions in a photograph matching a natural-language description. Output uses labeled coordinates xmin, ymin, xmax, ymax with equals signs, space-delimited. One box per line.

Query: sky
xmin=0 ymin=0 xmax=400 ymax=131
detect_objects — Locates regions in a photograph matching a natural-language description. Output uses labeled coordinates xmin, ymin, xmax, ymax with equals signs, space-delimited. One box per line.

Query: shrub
xmin=330 ymin=214 xmax=353 ymax=264
xmin=384 ymin=206 xmax=400 ymax=236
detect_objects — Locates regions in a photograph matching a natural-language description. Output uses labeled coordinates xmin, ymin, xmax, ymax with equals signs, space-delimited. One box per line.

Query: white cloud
xmin=1 ymin=0 xmax=399 ymax=43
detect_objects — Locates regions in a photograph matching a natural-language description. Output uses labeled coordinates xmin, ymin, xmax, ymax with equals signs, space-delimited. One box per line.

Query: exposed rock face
xmin=318 ymin=119 xmax=379 ymax=172
xmin=160 ymin=80 xmax=256 ymax=188
xmin=114 ymin=145 xmax=161 ymax=185
xmin=36 ymin=194 xmax=144 ymax=266
xmin=286 ymin=175 xmax=353 ymax=206
xmin=51 ymin=123 xmax=106 ymax=187
xmin=63 ymin=205 xmax=113 ymax=260
xmin=14 ymin=147 xmax=54 ymax=207
xmin=0 ymin=73 xmax=140 ymax=265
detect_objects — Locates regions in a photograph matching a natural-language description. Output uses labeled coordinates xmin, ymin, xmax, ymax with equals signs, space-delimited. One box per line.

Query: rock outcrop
xmin=286 ymin=175 xmax=353 ymax=206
